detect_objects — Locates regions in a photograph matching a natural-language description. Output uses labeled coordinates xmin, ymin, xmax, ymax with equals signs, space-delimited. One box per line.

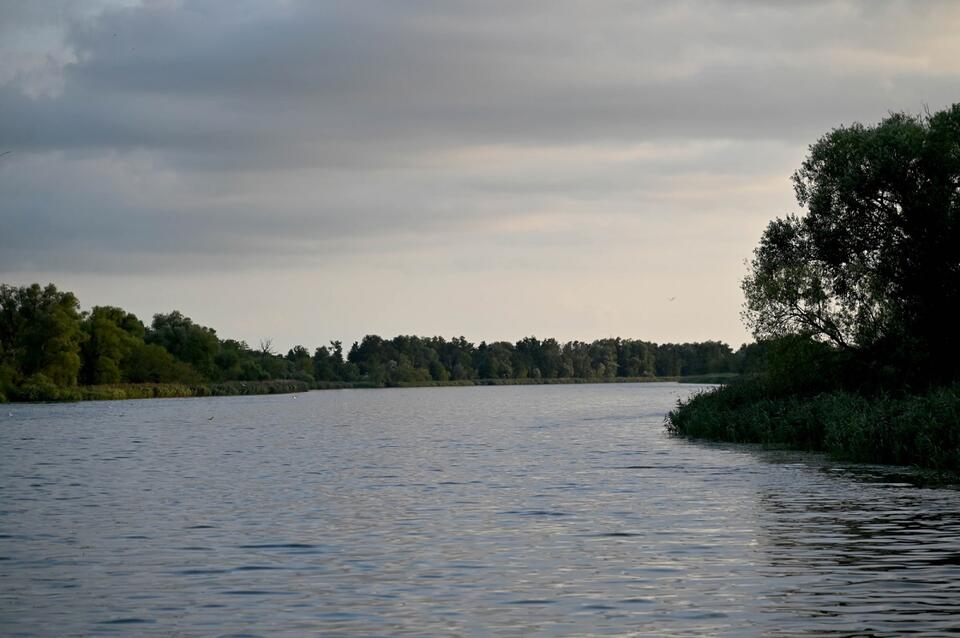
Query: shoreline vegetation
xmin=9 ymin=375 xmax=728 ymax=404
xmin=667 ymin=105 xmax=960 ymax=474
xmin=667 ymin=374 xmax=960 ymax=474
xmin=0 ymin=281 xmax=750 ymax=404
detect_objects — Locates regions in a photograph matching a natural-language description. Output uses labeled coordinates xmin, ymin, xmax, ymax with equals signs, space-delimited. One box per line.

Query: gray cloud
xmin=5 ymin=1 xmax=958 ymax=159
xmin=1 ymin=0 xmax=958 ymax=346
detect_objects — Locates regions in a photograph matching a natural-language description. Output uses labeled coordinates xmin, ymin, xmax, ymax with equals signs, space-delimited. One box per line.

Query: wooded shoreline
xmin=0 ymin=281 xmax=749 ymax=404
xmin=4 ymin=374 xmax=733 ymax=403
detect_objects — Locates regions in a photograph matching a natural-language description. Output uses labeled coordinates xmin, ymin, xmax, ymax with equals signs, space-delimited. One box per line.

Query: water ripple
xmin=1 ymin=383 xmax=958 ymax=637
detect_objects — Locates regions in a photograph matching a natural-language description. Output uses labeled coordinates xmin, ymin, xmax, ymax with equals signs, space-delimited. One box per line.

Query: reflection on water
xmin=754 ymin=461 xmax=960 ymax=636
xmin=1 ymin=384 xmax=958 ymax=637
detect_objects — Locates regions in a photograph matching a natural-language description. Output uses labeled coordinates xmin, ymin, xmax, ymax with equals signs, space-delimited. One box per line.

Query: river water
xmin=1 ymin=383 xmax=958 ymax=636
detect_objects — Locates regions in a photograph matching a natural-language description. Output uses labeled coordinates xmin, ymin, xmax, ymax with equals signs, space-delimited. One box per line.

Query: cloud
xmin=5 ymin=1 xmax=959 ymax=158
xmin=1 ymin=0 xmax=958 ymax=346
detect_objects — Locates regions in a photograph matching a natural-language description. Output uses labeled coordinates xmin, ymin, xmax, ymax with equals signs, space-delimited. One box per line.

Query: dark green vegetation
xmin=0 ymin=282 xmax=757 ymax=402
xmin=0 ymin=283 xmax=314 ymax=402
xmin=668 ymin=104 xmax=960 ymax=472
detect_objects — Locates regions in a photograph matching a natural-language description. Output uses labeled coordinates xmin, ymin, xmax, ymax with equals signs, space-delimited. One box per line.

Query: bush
xmin=14 ymin=373 xmax=63 ymax=401
xmin=667 ymin=380 xmax=960 ymax=472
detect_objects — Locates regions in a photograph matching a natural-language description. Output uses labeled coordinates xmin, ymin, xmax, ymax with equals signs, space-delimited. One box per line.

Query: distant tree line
xmin=0 ymin=282 xmax=757 ymax=401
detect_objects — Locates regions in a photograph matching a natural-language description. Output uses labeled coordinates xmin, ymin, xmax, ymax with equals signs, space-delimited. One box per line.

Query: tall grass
xmin=5 ymin=378 xmax=309 ymax=402
xmin=666 ymin=379 xmax=960 ymax=472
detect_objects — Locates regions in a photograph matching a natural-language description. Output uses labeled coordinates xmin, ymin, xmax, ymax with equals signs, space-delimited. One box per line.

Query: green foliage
xmin=339 ymin=334 xmax=742 ymax=388
xmin=667 ymin=379 xmax=960 ymax=472
xmin=208 ymin=380 xmax=310 ymax=396
xmin=123 ymin=343 xmax=203 ymax=384
xmin=672 ymin=104 xmax=960 ymax=472
xmin=0 ymin=283 xmax=86 ymax=386
xmin=285 ymin=345 xmax=313 ymax=379
xmin=0 ymin=362 xmax=16 ymax=401
xmin=743 ymin=104 xmax=960 ymax=382
xmin=14 ymin=373 xmax=63 ymax=402
xmin=146 ymin=311 xmax=221 ymax=380
xmin=81 ymin=306 xmax=145 ymax=384
xmin=1 ymin=281 xmax=760 ymax=401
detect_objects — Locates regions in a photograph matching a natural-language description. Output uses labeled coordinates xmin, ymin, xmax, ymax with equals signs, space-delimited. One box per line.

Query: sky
xmin=1 ymin=1 xmax=958 ymax=352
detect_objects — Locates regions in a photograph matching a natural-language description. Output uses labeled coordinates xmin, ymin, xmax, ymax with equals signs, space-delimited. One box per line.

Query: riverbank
xmin=1 ymin=379 xmax=311 ymax=403
xmin=397 ymin=375 xmax=683 ymax=387
xmin=2 ymin=374 xmax=730 ymax=403
xmin=322 ymin=375 xmax=716 ymax=390
xmin=666 ymin=379 xmax=960 ymax=474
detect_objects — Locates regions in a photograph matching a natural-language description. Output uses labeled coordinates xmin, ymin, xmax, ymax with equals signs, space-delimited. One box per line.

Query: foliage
xmin=0 ymin=283 xmax=86 ymax=387
xmin=122 ymin=343 xmax=203 ymax=384
xmin=13 ymin=373 xmax=64 ymax=402
xmin=743 ymin=104 xmax=960 ymax=383
xmin=1 ymin=282 xmax=757 ymax=401
xmin=672 ymin=104 xmax=960 ymax=472
xmin=81 ymin=306 xmax=145 ymax=384
xmin=146 ymin=311 xmax=221 ymax=380
xmin=666 ymin=378 xmax=960 ymax=472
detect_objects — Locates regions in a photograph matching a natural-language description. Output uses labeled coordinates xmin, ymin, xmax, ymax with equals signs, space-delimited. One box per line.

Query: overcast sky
xmin=2 ymin=0 xmax=958 ymax=351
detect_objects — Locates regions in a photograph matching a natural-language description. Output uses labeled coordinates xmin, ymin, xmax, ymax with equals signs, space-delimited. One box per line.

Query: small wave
xmin=237 ymin=543 xmax=318 ymax=549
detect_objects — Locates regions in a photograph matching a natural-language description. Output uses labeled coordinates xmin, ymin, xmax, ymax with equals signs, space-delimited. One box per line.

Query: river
xmin=1 ymin=383 xmax=958 ymax=636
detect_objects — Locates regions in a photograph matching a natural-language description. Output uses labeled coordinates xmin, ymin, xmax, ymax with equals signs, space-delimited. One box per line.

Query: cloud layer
xmin=2 ymin=0 xmax=958 ymax=347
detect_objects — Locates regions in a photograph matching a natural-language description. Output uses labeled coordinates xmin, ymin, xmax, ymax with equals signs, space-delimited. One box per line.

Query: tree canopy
xmin=0 ymin=282 xmax=751 ymax=401
xmin=742 ymin=104 xmax=960 ymax=382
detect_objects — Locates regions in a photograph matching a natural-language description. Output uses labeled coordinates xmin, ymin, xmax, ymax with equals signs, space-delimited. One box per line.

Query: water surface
xmin=1 ymin=383 xmax=958 ymax=636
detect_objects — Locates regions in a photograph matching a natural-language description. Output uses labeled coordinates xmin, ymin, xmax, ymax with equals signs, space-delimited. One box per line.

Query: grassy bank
xmin=374 ymin=376 xmax=681 ymax=389
xmin=666 ymin=379 xmax=960 ymax=473
xmin=676 ymin=372 xmax=741 ymax=384
xmin=1 ymin=375 xmax=701 ymax=403
xmin=3 ymin=379 xmax=310 ymax=402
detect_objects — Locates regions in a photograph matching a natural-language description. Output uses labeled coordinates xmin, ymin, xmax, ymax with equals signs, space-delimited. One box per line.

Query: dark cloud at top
xmin=4 ymin=1 xmax=958 ymax=160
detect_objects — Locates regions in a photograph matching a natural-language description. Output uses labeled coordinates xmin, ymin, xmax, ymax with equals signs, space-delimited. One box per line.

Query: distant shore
xmin=320 ymin=374 xmax=732 ymax=389
xmin=5 ymin=379 xmax=311 ymax=403
xmin=4 ymin=374 xmax=736 ymax=403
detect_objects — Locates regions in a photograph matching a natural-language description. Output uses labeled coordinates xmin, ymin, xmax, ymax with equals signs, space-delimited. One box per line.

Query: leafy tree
xmin=590 ymin=339 xmax=619 ymax=378
xmin=123 ymin=342 xmax=203 ymax=384
xmin=563 ymin=341 xmax=594 ymax=378
xmin=214 ymin=339 xmax=248 ymax=379
xmin=743 ymin=104 xmax=960 ymax=380
xmin=312 ymin=344 xmax=338 ymax=381
xmin=146 ymin=311 xmax=220 ymax=380
xmin=286 ymin=345 xmax=314 ymax=381
xmin=81 ymin=306 xmax=145 ymax=384
xmin=1 ymin=281 xmax=764 ymax=392
xmin=487 ymin=342 xmax=516 ymax=378
xmin=0 ymin=283 xmax=85 ymax=386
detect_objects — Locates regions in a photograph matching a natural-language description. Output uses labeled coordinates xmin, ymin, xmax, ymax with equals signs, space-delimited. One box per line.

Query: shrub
xmin=14 ymin=373 xmax=63 ymax=401
xmin=667 ymin=380 xmax=960 ymax=472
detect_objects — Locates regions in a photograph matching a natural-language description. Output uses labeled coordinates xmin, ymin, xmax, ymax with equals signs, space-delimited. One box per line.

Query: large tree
xmin=81 ymin=306 xmax=145 ymax=384
xmin=146 ymin=311 xmax=220 ymax=380
xmin=0 ymin=283 xmax=86 ymax=386
xmin=742 ymin=104 xmax=960 ymax=379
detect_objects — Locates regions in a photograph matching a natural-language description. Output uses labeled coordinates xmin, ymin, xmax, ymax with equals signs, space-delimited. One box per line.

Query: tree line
xmin=0 ymin=282 xmax=757 ymax=401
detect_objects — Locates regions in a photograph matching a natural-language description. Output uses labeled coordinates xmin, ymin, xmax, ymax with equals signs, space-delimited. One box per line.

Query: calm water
xmin=1 ymin=383 xmax=958 ymax=637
